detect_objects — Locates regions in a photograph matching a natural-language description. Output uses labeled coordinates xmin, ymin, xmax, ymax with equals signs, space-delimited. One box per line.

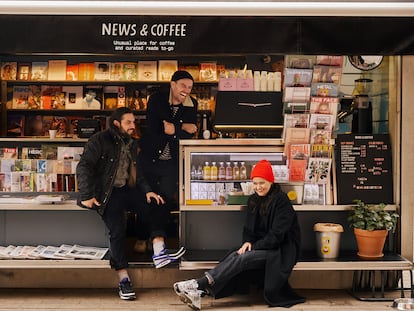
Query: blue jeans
xmin=206 ymin=250 xmax=268 ymax=296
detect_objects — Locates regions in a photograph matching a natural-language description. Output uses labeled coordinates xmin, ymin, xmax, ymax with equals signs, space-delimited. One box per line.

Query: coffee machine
xmin=351 ymin=78 xmax=373 ymax=134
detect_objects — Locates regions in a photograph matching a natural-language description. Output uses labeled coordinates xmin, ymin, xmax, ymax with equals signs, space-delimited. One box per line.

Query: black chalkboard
xmin=336 ymin=134 xmax=393 ymax=204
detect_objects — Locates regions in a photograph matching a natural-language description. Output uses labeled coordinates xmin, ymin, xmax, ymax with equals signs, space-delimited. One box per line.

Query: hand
xmin=181 ymin=123 xmax=197 ymax=134
xmin=81 ymin=197 xmax=100 ymax=209
xmin=146 ymin=192 xmax=165 ymax=205
xmin=237 ymin=242 xmax=252 ymax=254
xmin=163 ymin=120 xmax=175 ymax=135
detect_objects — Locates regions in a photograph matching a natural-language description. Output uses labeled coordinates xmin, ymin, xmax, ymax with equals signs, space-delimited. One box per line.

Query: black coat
xmin=216 ymin=184 xmax=305 ymax=307
xmin=139 ymin=90 xmax=198 ymax=164
xmin=76 ymin=126 xmax=151 ymax=215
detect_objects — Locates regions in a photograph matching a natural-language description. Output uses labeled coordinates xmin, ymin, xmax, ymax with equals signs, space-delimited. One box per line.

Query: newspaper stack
xmin=0 ymin=244 xmax=108 ymax=260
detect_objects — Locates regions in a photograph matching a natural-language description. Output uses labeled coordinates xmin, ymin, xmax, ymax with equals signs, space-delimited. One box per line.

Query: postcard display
xmin=282 ymin=55 xmax=342 ymax=205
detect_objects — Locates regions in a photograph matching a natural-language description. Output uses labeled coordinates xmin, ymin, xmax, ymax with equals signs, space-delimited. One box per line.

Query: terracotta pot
xmin=353 ymin=228 xmax=388 ymax=258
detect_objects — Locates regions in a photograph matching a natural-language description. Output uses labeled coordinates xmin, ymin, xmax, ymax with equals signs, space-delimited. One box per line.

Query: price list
xmin=336 ymin=134 xmax=393 ymax=204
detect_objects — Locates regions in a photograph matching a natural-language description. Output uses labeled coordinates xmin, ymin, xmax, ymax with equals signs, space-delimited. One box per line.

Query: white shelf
xmin=0 ymin=201 xmax=85 ymax=211
xmin=0 ymin=259 xmax=110 ymax=269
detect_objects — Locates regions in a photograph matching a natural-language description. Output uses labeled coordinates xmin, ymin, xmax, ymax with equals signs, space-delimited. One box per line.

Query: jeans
xmin=206 ymin=250 xmax=268 ymax=296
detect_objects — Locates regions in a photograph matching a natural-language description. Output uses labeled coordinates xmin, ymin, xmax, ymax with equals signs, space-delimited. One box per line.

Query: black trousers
xmin=102 ymin=186 xmax=171 ymax=270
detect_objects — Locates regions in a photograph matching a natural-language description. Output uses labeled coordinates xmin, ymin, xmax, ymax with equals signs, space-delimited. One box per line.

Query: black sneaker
xmin=118 ymin=278 xmax=136 ymax=300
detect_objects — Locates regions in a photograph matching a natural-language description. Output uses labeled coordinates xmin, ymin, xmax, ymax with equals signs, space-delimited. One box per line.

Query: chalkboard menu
xmin=336 ymin=134 xmax=393 ymax=204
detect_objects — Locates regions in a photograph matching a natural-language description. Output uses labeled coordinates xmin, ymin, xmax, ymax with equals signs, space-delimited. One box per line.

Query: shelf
xmin=0 ymin=259 xmax=110 ymax=269
xmin=0 ymin=201 xmax=85 ymax=211
xmin=0 ymin=137 xmax=88 ymax=142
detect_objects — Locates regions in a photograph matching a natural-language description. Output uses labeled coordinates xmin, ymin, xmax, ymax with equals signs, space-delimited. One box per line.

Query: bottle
xmin=240 ymin=162 xmax=247 ymax=180
xmin=190 ymin=165 xmax=196 ymax=180
xmin=233 ymin=162 xmax=240 ymax=180
xmin=274 ymin=71 xmax=282 ymax=92
xmin=218 ymin=162 xmax=226 ymax=180
xmin=203 ymin=161 xmax=211 ymax=180
xmin=225 ymin=162 xmax=233 ymax=180
xmin=260 ymin=71 xmax=268 ymax=91
xmin=196 ymin=165 xmax=203 ymax=180
xmin=210 ymin=161 xmax=218 ymax=180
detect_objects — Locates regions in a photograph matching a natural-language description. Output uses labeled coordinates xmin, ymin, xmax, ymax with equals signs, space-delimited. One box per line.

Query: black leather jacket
xmin=76 ymin=126 xmax=151 ymax=215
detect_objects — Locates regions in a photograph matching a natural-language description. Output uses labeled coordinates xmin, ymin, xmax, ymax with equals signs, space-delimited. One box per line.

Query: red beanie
xmin=250 ymin=159 xmax=274 ymax=183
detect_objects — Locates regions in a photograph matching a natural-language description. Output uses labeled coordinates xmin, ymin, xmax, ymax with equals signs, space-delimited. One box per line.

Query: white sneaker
xmin=174 ymin=281 xmax=202 ymax=311
xmin=174 ymin=279 xmax=199 ymax=294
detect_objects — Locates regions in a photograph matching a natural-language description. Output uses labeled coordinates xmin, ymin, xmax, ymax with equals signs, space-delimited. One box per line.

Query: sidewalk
xmin=0 ymin=288 xmax=404 ymax=311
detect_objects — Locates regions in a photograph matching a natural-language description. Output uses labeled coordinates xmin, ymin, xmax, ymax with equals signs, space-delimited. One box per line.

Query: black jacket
xmin=139 ymin=90 xmax=198 ymax=164
xmin=217 ymin=184 xmax=305 ymax=307
xmin=76 ymin=126 xmax=152 ymax=215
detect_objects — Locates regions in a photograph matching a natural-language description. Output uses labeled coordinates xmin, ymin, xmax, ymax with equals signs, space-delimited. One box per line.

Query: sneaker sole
xmin=154 ymin=247 xmax=186 ymax=269
xmin=119 ymin=292 xmax=136 ymax=300
xmin=173 ymin=283 xmax=200 ymax=310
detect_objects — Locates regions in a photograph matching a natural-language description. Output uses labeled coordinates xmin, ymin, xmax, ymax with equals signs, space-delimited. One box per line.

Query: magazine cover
xmin=12 ymin=85 xmax=30 ymax=109
xmin=66 ymin=64 xmax=79 ymax=81
xmin=94 ymin=62 xmax=111 ymax=81
xmin=62 ymin=86 xmax=83 ymax=109
xmin=312 ymin=65 xmax=342 ymax=85
xmin=309 ymin=113 xmax=334 ymax=131
xmin=30 ymin=61 xmax=48 ymax=80
xmin=1 ymin=62 xmax=17 ymax=80
xmin=310 ymin=96 xmax=339 ymax=115
xmin=284 ymin=55 xmax=316 ymax=69
xmin=305 ymin=157 xmax=332 ymax=184
xmin=110 ymin=62 xmax=123 ymax=81
xmin=40 ymin=85 xmax=65 ymax=109
xmin=122 ymin=62 xmax=138 ymax=81
xmin=82 ymin=85 xmax=103 ymax=110
xmin=199 ymin=62 xmax=217 ymax=82
xmin=138 ymin=60 xmax=157 ymax=81
xmin=316 ymin=55 xmax=344 ymax=67
xmin=28 ymin=85 xmax=42 ymax=109
xmin=47 ymin=60 xmax=67 ymax=81
xmin=7 ymin=114 xmax=24 ymax=137
xmin=78 ymin=63 xmax=94 ymax=81
xmin=283 ymin=68 xmax=313 ymax=87
xmin=283 ymin=87 xmax=311 ymax=103
xmin=310 ymin=83 xmax=339 ymax=97
xmin=17 ymin=62 xmax=31 ymax=80
xmin=158 ymin=60 xmax=178 ymax=81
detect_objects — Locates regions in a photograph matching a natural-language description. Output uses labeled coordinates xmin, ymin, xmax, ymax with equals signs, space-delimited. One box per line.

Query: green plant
xmin=348 ymin=199 xmax=399 ymax=233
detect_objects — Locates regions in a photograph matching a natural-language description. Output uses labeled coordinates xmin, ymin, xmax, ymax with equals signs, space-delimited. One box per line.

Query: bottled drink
xmin=233 ymin=162 xmax=240 ymax=180
xmin=225 ymin=162 xmax=233 ymax=180
xmin=210 ymin=161 xmax=218 ymax=180
xmin=196 ymin=165 xmax=203 ymax=180
xmin=190 ymin=165 xmax=196 ymax=180
xmin=218 ymin=162 xmax=226 ymax=180
xmin=203 ymin=161 xmax=211 ymax=180
xmin=240 ymin=162 xmax=247 ymax=180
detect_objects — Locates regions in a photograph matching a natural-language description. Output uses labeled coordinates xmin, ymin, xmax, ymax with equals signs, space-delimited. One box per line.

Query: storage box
xmin=218 ymin=77 xmax=237 ymax=91
xmin=236 ymin=77 xmax=254 ymax=91
xmin=227 ymin=194 xmax=249 ymax=205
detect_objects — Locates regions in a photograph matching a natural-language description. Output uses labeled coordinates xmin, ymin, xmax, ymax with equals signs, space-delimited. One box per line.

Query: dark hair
xmin=110 ymin=107 xmax=133 ymax=126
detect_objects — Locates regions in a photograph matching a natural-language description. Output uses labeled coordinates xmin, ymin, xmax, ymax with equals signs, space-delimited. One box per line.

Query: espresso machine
xmin=351 ymin=78 xmax=373 ymax=134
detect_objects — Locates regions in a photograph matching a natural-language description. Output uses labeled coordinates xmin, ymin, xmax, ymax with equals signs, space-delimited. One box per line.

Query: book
xmin=125 ymin=86 xmax=147 ymax=110
xmin=316 ymin=55 xmax=344 ymax=67
xmin=309 ymin=113 xmax=334 ymax=131
xmin=110 ymin=62 xmax=123 ymax=81
xmin=103 ymin=85 xmax=125 ymax=109
xmin=12 ymin=85 xmax=30 ymax=109
xmin=66 ymin=64 xmax=79 ymax=81
xmin=57 ymin=146 xmax=84 ymax=161
xmin=6 ymin=114 xmax=24 ymax=137
xmin=310 ymin=144 xmax=333 ymax=158
xmin=41 ymin=144 xmax=59 ymax=160
xmin=17 ymin=62 xmax=31 ymax=80
xmin=158 ymin=60 xmax=178 ymax=81
xmin=283 ymin=102 xmax=310 ymax=114
xmin=82 ymin=85 xmax=103 ymax=109
xmin=289 ymin=143 xmax=310 ymax=161
xmin=1 ymin=62 xmax=17 ymax=80
xmin=305 ymin=157 xmax=332 ymax=184
xmin=21 ymin=147 xmax=42 ymax=159
xmin=303 ymin=183 xmax=325 ymax=205
xmin=283 ymin=87 xmax=311 ymax=103
xmin=284 ymin=127 xmax=311 ymax=156
xmin=66 ymin=116 xmax=86 ymax=136
xmin=310 ymin=129 xmax=332 ymax=145
xmin=137 ymin=60 xmax=157 ymax=81
xmin=284 ymin=55 xmax=316 ymax=69
xmin=310 ymin=83 xmax=339 ymax=97
xmin=78 ymin=63 xmax=94 ymax=81
xmin=0 ymin=148 xmax=18 ymax=159
xmin=283 ymin=68 xmax=313 ymax=87
xmin=288 ymin=159 xmax=307 ymax=182
xmin=24 ymin=115 xmax=44 ymax=136
xmin=179 ymin=65 xmax=200 ymax=82
xmin=0 ymin=172 xmax=11 ymax=192
xmin=312 ymin=65 xmax=342 ymax=85
xmin=122 ymin=62 xmax=138 ymax=81
xmin=27 ymin=85 xmax=42 ymax=109
xmin=94 ymin=62 xmax=111 ymax=81
xmin=62 ymin=86 xmax=83 ymax=109
xmin=199 ymin=62 xmax=217 ymax=82
xmin=309 ymin=96 xmax=339 ymax=116
xmin=40 ymin=85 xmax=65 ymax=109
xmin=30 ymin=61 xmax=48 ymax=80
xmin=47 ymin=59 xmax=67 ymax=80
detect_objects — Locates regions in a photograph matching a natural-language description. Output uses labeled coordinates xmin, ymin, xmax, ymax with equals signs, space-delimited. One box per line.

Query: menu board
xmin=336 ymin=134 xmax=393 ymax=204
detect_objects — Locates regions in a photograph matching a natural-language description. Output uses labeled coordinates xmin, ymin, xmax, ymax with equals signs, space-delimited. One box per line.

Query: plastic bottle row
xmin=191 ymin=161 xmax=248 ymax=181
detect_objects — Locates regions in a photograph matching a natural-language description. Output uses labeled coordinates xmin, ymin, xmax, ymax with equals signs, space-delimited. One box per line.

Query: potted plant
xmin=347 ymin=199 xmax=399 ymax=258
